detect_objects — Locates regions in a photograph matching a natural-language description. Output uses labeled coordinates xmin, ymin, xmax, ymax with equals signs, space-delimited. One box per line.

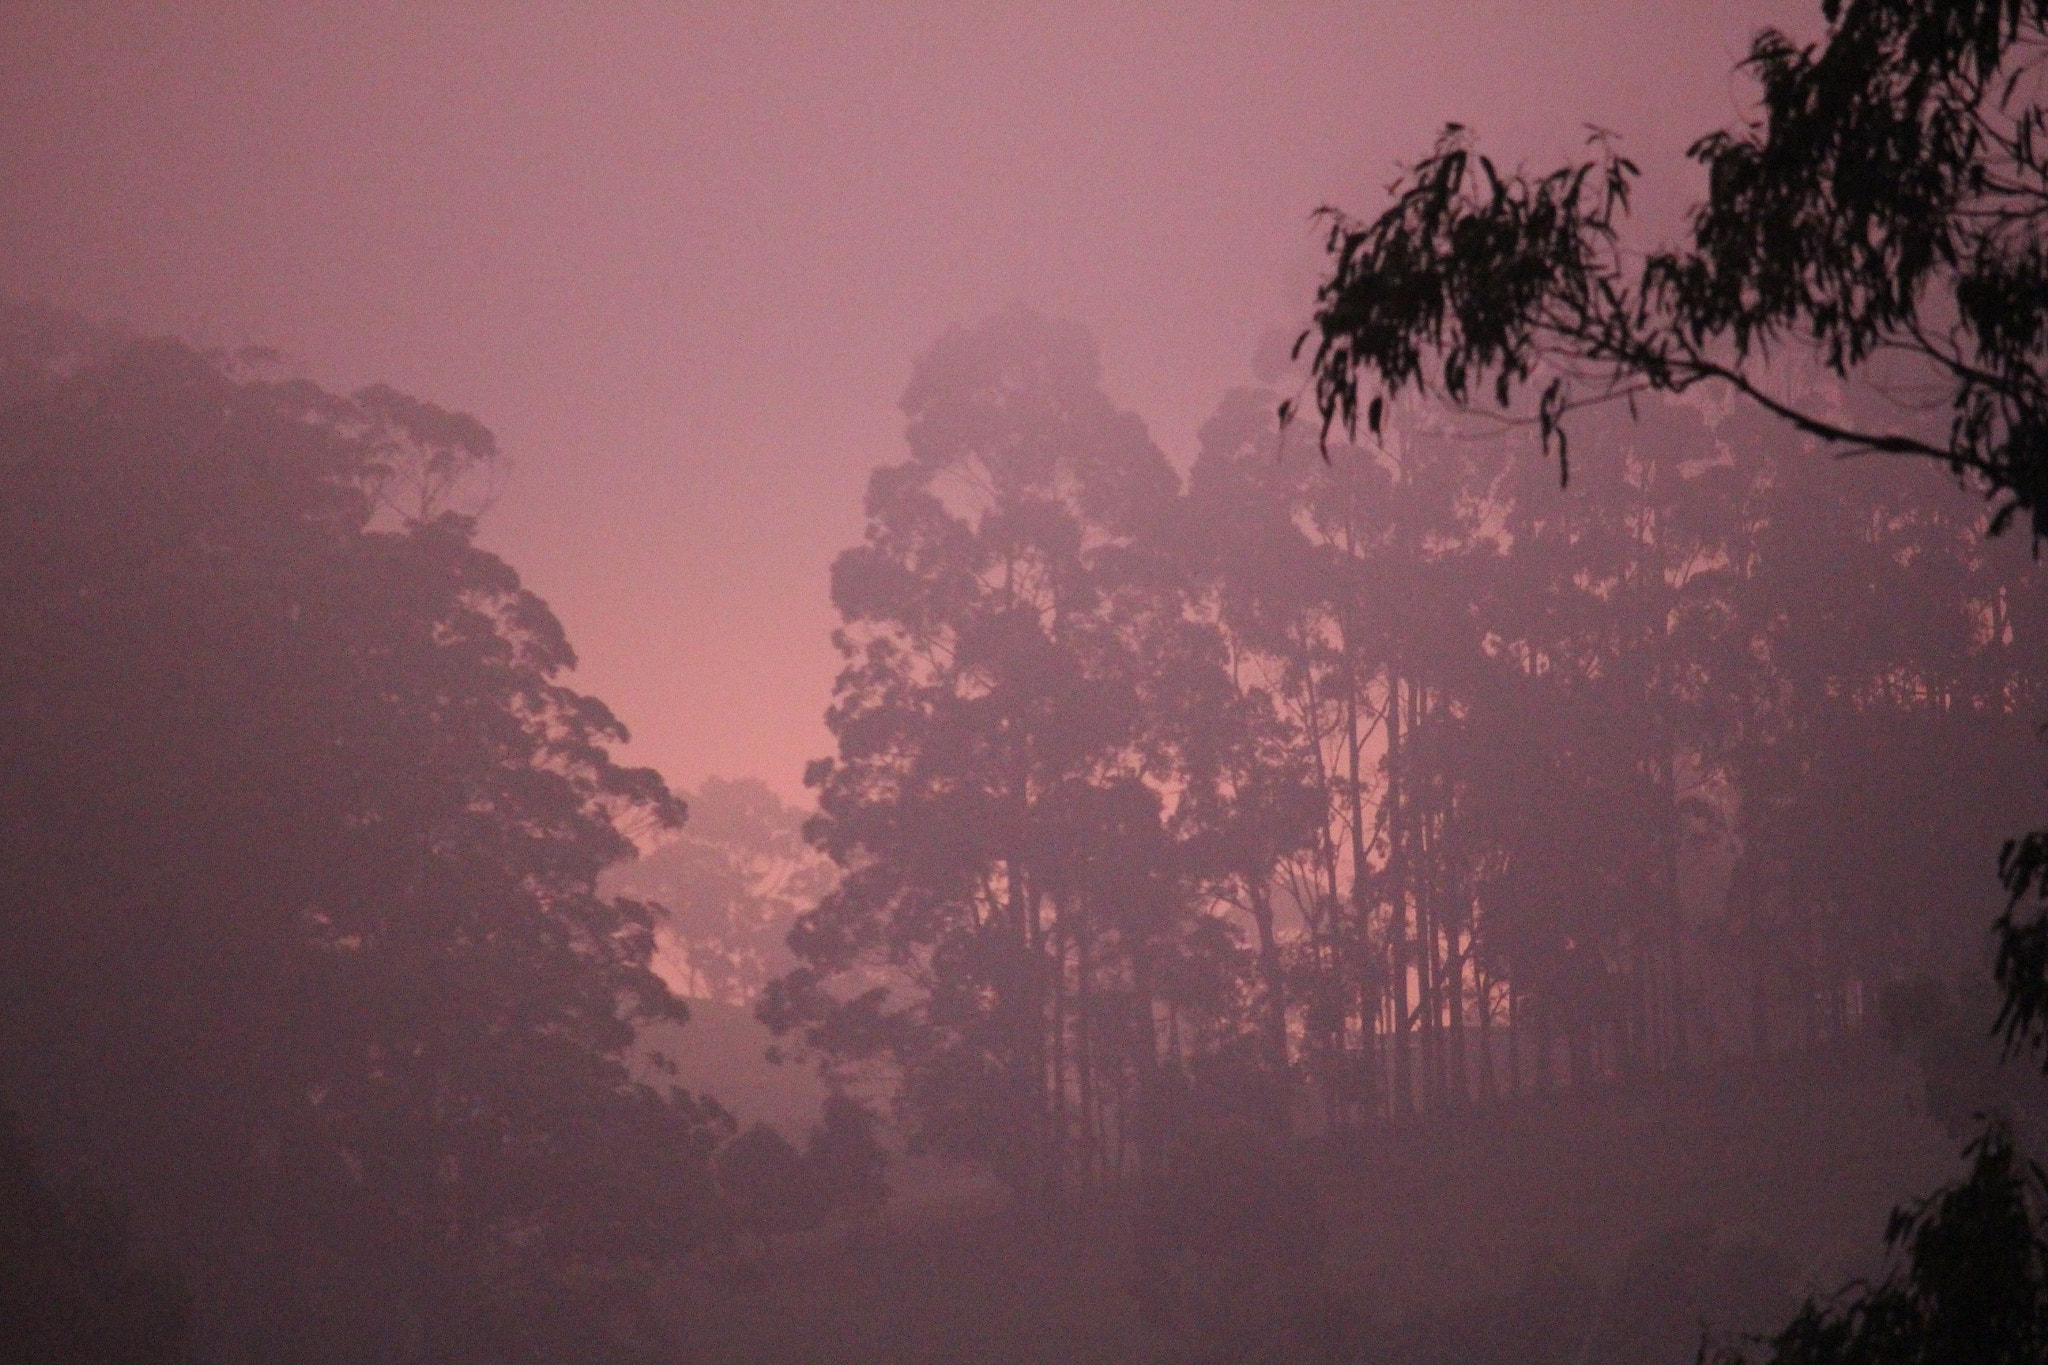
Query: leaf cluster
xmin=1298 ymin=0 xmax=2048 ymax=536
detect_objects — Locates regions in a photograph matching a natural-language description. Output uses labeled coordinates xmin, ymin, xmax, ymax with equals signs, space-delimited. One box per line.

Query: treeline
xmin=6 ymin=290 xmax=2037 ymax=1356
xmin=765 ymin=308 xmax=2048 ymax=1214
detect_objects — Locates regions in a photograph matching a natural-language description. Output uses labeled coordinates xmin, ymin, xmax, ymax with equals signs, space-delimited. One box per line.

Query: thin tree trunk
xmin=1249 ymin=879 xmax=1289 ymax=1132
xmin=1663 ymin=739 xmax=1691 ymax=1069
xmin=1504 ymin=978 xmax=1521 ymax=1100
xmin=1385 ymin=673 xmax=1414 ymax=1117
xmin=1050 ymin=902 xmax=1070 ymax=1188
xmin=1472 ymin=936 xmax=1494 ymax=1104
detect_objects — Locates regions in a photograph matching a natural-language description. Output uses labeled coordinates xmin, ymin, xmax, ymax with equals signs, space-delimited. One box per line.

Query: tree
xmin=765 ymin=309 xmax=1288 ymax=1213
xmin=0 ymin=310 xmax=723 ymax=1363
xmin=1295 ymin=0 xmax=2048 ymax=1041
xmin=801 ymin=1091 xmax=889 ymax=1221
xmin=1294 ymin=0 xmax=2046 ymax=532
xmin=1715 ymin=1123 xmax=2048 ymax=1365
xmin=601 ymin=776 xmax=836 ymax=1004
xmin=717 ymin=1124 xmax=824 ymax=1240
xmin=1291 ymin=1 xmax=2048 ymax=1357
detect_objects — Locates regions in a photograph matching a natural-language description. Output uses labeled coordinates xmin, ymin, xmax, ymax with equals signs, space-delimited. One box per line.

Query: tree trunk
xmin=1384 ymin=674 xmax=1414 ymax=1117
xmin=1249 ymin=879 xmax=1289 ymax=1132
xmin=1662 ymin=735 xmax=1691 ymax=1069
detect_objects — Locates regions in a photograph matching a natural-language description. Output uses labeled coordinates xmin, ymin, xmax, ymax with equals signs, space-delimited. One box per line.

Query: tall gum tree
xmin=766 ymin=310 xmax=1298 ymax=1211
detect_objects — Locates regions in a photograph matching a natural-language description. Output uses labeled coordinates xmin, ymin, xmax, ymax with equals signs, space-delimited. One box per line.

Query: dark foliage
xmin=0 ymin=1106 xmax=196 ymax=1365
xmin=0 ymin=307 xmax=722 ymax=1362
xmin=769 ymin=307 xmax=1316 ymax=1213
xmin=719 ymin=1124 xmax=822 ymax=1239
xmin=1296 ymin=0 xmax=2048 ymax=534
xmin=714 ymin=1094 xmax=889 ymax=1241
xmin=805 ymin=1091 xmax=890 ymax=1218
xmin=1715 ymin=1124 xmax=2048 ymax=1365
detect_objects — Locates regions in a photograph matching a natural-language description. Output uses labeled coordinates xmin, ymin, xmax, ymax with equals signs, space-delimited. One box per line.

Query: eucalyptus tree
xmin=0 ymin=320 xmax=721 ymax=1363
xmin=768 ymin=309 xmax=1267 ymax=1210
xmin=1706 ymin=397 xmax=2048 ymax=1053
xmin=1187 ymin=387 xmax=1517 ymax=1118
xmin=1288 ymin=0 xmax=2048 ymax=1060
xmin=1284 ymin=2 xmax=2048 ymax=1351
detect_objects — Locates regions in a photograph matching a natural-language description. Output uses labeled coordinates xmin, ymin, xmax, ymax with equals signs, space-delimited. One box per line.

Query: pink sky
xmin=1 ymin=1 xmax=1803 ymax=801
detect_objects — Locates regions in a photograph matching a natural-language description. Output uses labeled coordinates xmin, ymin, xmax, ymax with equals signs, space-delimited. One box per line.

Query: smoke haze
xmin=0 ymin=0 xmax=1801 ymax=797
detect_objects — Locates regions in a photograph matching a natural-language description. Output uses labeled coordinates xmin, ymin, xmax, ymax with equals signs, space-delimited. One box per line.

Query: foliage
xmin=1294 ymin=0 xmax=2048 ymax=1078
xmin=1715 ymin=1124 xmax=2048 ymax=1365
xmin=1295 ymin=0 xmax=2048 ymax=533
xmin=767 ymin=307 xmax=1311 ymax=1211
xmin=804 ymin=1091 xmax=890 ymax=1219
xmin=714 ymin=1092 xmax=888 ymax=1241
xmin=1293 ymin=3 xmax=2048 ymax=1362
xmin=781 ymin=309 xmax=2044 ymax=1197
xmin=1195 ymin=375 xmax=2046 ymax=1115
xmin=719 ymin=1124 xmax=823 ymax=1238
xmin=0 ymin=310 xmax=722 ymax=1362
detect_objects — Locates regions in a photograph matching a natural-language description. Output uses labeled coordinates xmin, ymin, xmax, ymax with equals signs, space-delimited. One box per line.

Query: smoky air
xmin=3 ymin=3 xmax=2045 ymax=1362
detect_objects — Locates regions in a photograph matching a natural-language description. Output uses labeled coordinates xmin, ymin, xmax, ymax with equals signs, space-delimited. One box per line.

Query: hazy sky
xmin=2 ymin=1 xmax=1803 ymax=801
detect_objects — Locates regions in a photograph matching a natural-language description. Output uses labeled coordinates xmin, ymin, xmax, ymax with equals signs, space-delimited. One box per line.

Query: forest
xmin=5 ymin=0 xmax=2048 ymax=1362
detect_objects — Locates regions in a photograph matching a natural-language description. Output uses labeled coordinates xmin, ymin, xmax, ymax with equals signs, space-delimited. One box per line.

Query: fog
xmin=4 ymin=2 xmax=2045 ymax=1363
xmin=1 ymin=0 xmax=1803 ymax=798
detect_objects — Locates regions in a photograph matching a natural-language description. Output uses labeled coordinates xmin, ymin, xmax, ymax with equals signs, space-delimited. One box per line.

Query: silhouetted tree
xmin=803 ymin=1091 xmax=890 ymax=1221
xmin=1715 ymin=1123 xmax=2048 ymax=1365
xmin=1294 ymin=0 xmax=2046 ymax=529
xmin=1291 ymin=0 xmax=2048 ymax=1076
xmin=718 ymin=1124 xmax=824 ymax=1240
xmin=766 ymin=309 xmax=1276 ymax=1213
xmin=1293 ymin=2 xmax=2048 ymax=1360
xmin=0 ymin=313 xmax=723 ymax=1363
xmin=1181 ymin=365 xmax=2046 ymax=1121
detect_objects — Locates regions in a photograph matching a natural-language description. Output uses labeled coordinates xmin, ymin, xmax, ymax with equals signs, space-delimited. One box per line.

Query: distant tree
xmin=1293 ymin=2 xmax=2048 ymax=1360
xmin=603 ymin=776 xmax=836 ymax=1004
xmin=718 ymin=1124 xmax=825 ymax=1239
xmin=711 ymin=1095 xmax=887 ymax=1245
xmin=1293 ymin=0 xmax=2048 ymax=1044
xmin=0 ymin=313 xmax=723 ymax=1363
xmin=1182 ymin=362 xmax=2047 ymax=1120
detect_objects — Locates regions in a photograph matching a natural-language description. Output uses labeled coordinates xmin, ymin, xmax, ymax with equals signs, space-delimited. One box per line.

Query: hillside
xmin=661 ymin=1038 xmax=1966 ymax=1365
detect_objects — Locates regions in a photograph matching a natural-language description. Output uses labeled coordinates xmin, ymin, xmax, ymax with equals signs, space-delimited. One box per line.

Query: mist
xmin=4 ymin=2 xmax=2045 ymax=1363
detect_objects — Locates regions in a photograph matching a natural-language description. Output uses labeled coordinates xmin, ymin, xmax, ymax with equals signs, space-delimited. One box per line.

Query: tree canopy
xmin=1294 ymin=0 xmax=2047 ymax=534
xmin=765 ymin=301 xmax=2045 ymax=1250
xmin=0 ymin=304 xmax=724 ymax=1364
xmin=601 ymin=775 xmax=836 ymax=1006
